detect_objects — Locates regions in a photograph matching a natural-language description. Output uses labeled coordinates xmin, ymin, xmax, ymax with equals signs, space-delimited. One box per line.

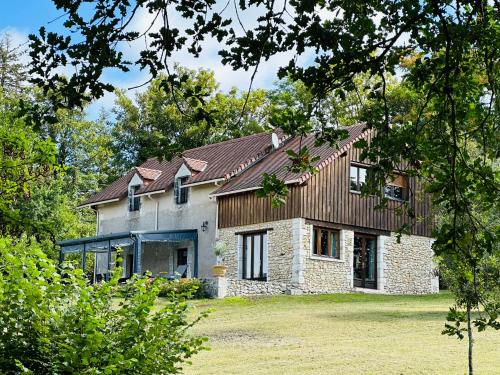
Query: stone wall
xmin=215 ymin=219 xmax=438 ymax=297
xmin=383 ymin=234 xmax=438 ymax=294
xmin=300 ymin=224 xmax=355 ymax=293
xmin=218 ymin=219 xmax=298 ymax=293
xmin=225 ymin=279 xmax=288 ymax=296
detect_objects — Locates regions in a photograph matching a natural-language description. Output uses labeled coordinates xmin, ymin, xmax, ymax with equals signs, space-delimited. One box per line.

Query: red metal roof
xmin=78 ymin=131 xmax=280 ymax=207
xmin=79 ymin=125 xmax=367 ymax=207
xmin=211 ymin=124 xmax=369 ymax=196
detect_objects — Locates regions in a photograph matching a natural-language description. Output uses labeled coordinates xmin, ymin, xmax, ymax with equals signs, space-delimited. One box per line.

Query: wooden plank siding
xmin=217 ymin=143 xmax=433 ymax=237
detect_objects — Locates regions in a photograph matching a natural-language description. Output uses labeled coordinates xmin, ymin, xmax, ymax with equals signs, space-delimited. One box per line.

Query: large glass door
xmin=353 ymin=234 xmax=377 ymax=289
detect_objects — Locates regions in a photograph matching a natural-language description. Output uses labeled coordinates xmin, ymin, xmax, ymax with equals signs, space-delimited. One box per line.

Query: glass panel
xmin=331 ymin=232 xmax=338 ymax=258
xmin=353 ymin=236 xmax=363 ymax=279
xmin=393 ymin=186 xmax=403 ymax=200
xmin=244 ymin=236 xmax=252 ymax=279
xmin=253 ymin=234 xmax=261 ymax=279
xmin=358 ymin=167 xmax=367 ymax=187
xmin=312 ymin=229 xmax=317 ymax=255
xmin=365 ymin=238 xmax=376 ymax=282
xmin=350 ymin=165 xmax=358 ymax=191
xmin=262 ymin=233 xmax=268 ymax=278
xmin=320 ymin=230 xmax=329 ymax=256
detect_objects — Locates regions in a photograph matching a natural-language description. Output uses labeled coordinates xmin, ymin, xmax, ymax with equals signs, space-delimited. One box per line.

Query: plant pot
xmin=212 ymin=265 xmax=227 ymax=277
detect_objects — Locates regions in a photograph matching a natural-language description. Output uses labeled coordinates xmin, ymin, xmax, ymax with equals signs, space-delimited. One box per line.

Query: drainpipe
xmin=95 ymin=208 xmax=100 ymax=236
xmin=147 ymin=195 xmax=159 ymax=231
xmin=214 ymin=197 xmax=219 ymax=240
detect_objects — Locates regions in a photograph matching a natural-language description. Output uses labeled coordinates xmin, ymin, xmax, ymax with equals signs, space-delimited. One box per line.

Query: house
xmin=58 ymin=124 xmax=439 ymax=296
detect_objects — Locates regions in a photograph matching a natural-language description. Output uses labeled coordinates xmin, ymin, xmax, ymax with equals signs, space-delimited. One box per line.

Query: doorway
xmin=177 ymin=248 xmax=188 ymax=267
xmin=353 ymin=234 xmax=377 ymax=289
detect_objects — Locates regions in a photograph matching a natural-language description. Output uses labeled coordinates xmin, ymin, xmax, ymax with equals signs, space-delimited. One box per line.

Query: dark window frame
xmin=350 ymin=164 xmax=368 ymax=193
xmin=175 ymin=176 xmax=189 ymax=204
xmin=384 ymin=174 xmax=409 ymax=201
xmin=353 ymin=233 xmax=378 ymax=289
xmin=312 ymin=227 xmax=340 ymax=259
xmin=128 ymin=185 xmax=141 ymax=212
xmin=242 ymin=232 xmax=268 ymax=281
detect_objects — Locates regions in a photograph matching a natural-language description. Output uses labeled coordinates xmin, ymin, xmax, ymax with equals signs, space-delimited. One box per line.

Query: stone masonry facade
xmin=215 ymin=218 xmax=438 ymax=297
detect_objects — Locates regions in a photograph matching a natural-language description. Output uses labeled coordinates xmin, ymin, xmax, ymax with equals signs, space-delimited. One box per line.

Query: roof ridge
xmin=183 ymin=131 xmax=270 ymax=153
xmin=293 ymin=125 xmax=371 ymax=184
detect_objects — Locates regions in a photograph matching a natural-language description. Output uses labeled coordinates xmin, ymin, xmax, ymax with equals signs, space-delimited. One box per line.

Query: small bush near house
xmin=0 ymin=236 xmax=208 ymax=374
xmin=158 ymin=278 xmax=209 ymax=299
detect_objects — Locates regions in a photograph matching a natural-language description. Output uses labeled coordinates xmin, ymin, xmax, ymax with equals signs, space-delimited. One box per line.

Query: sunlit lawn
xmin=167 ymin=292 xmax=499 ymax=375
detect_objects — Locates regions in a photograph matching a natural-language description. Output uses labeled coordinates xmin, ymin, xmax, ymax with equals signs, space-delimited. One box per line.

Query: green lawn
xmin=177 ymin=292 xmax=499 ymax=375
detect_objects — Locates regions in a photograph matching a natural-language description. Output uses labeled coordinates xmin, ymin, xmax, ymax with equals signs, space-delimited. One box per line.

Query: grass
xmin=174 ymin=292 xmax=499 ymax=375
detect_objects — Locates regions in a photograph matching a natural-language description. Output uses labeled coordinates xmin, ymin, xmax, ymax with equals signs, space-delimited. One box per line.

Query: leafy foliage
xmin=111 ymin=67 xmax=268 ymax=170
xmin=0 ymin=92 xmax=57 ymax=237
xmin=0 ymin=237 xmax=207 ymax=374
xmin=22 ymin=1 xmax=500 ymax=373
xmin=0 ymin=34 xmax=26 ymax=95
xmin=157 ymin=278 xmax=209 ymax=299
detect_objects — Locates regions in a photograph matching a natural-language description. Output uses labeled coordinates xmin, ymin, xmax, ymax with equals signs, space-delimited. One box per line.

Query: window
xmin=384 ymin=174 xmax=408 ymax=201
xmin=312 ymin=227 xmax=340 ymax=259
xmin=174 ymin=176 xmax=189 ymax=204
xmin=242 ymin=232 xmax=268 ymax=281
xmin=350 ymin=164 xmax=367 ymax=192
xmin=128 ymin=185 xmax=140 ymax=211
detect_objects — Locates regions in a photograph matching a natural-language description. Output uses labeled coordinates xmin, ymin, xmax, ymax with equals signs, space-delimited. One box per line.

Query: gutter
xmin=182 ymin=178 xmax=225 ymax=188
xmin=134 ymin=189 xmax=166 ymax=198
xmin=77 ymin=197 xmax=120 ymax=209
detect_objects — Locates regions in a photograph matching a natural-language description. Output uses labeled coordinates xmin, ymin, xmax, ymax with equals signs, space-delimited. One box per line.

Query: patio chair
xmin=164 ymin=264 xmax=188 ymax=280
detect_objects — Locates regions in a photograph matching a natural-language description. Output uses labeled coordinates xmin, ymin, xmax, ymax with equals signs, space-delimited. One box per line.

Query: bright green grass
xmin=172 ymin=292 xmax=499 ymax=375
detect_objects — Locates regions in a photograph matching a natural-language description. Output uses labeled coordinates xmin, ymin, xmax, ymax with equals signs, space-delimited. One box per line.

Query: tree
xmin=110 ymin=67 xmax=267 ymax=172
xmin=0 ymin=236 xmax=207 ymax=374
xmin=0 ymin=92 xmax=57 ymax=237
xmin=26 ymin=1 xmax=500 ymax=373
xmin=0 ymin=34 xmax=26 ymax=94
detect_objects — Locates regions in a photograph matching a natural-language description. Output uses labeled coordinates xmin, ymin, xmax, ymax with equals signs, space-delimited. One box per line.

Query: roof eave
xmin=77 ymin=197 xmax=121 ymax=209
xmin=183 ymin=178 xmax=225 ymax=188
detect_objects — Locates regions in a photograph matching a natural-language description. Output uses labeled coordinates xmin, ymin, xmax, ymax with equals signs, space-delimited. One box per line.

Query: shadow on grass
xmin=191 ymin=291 xmax=454 ymax=309
xmin=322 ymin=309 xmax=448 ymax=323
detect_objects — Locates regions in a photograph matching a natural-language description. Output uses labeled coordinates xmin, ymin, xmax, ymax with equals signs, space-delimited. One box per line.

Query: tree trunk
xmin=467 ymin=303 xmax=473 ymax=375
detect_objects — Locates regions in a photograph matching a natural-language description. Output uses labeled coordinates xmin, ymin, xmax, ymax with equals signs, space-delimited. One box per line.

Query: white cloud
xmin=119 ymin=1 xmax=313 ymax=93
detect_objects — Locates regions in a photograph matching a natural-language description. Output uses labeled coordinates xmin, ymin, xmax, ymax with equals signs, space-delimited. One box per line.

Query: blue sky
xmin=1 ymin=1 xmax=307 ymax=119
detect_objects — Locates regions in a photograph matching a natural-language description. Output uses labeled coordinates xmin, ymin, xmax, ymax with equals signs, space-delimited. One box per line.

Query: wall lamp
xmin=201 ymin=221 xmax=209 ymax=232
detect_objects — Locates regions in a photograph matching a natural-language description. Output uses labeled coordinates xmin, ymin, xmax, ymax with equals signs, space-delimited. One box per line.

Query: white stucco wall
xmin=96 ymin=183 xmax=218 ymax=278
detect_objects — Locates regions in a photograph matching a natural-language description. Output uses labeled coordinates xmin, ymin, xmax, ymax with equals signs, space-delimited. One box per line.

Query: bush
xmin=0 ymin=236 xmax=208 ymax=374
xmin=158 ymin=278 xmax=209 ymax=299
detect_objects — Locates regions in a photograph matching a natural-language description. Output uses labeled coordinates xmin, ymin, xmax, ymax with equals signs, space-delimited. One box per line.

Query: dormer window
xmin=128 ymin=185 xmax=141 ymax=211
xmin=175 ymin=177 xmax=189 ymax=204
xmin=384 ymin=174 xmax=409 ymax=201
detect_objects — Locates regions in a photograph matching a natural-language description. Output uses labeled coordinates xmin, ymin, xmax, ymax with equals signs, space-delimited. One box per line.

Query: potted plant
xmin=212 ymin=241 xmax=228 ymax=277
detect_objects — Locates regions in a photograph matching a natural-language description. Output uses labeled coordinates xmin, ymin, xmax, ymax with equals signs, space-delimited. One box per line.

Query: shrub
xmin=0 ymin=236 xmax=208 ymax=374
xmin=158 ymin=278 xmax=209 ymax=299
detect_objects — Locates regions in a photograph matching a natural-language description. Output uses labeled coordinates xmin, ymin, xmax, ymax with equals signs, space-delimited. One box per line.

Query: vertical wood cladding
xmin=218 ymin=143 xmax=433 ymax=237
